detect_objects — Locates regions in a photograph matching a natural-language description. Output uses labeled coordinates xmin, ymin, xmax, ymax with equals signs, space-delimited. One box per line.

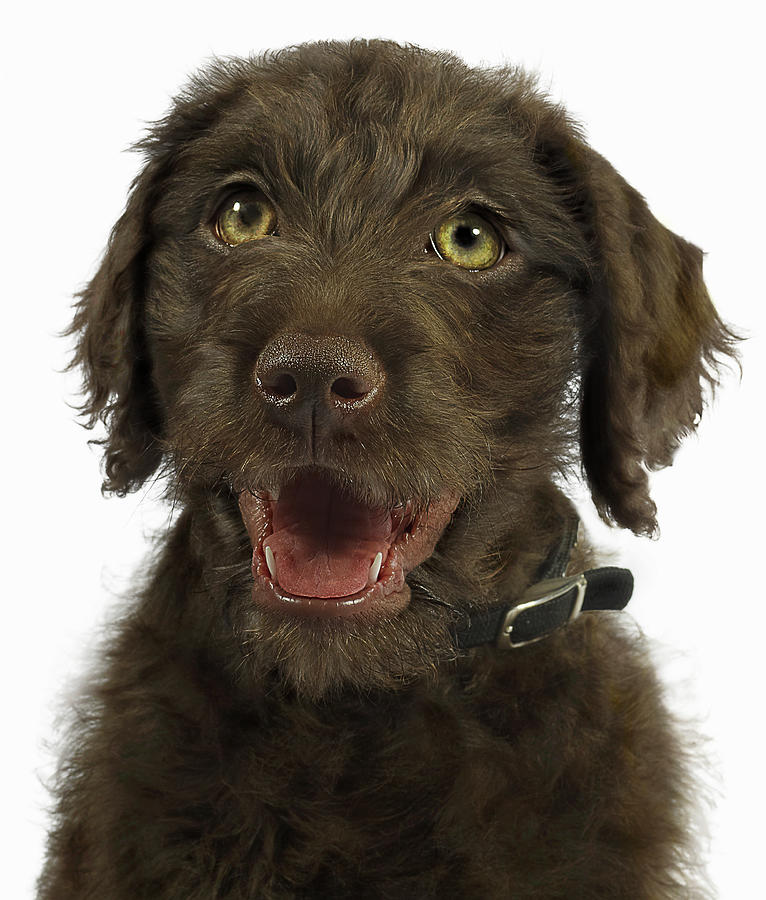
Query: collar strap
xmin=452 ymin=514 xmax=633 ymax=650
xmin=453 ymin=567 xmax=634 ymax=650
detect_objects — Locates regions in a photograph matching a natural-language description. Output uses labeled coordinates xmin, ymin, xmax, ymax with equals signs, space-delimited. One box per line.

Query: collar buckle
xmin=497 ymin=574 xmax=587 ymax=650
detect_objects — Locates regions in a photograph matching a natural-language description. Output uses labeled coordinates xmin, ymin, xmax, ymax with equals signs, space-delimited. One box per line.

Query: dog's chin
xmin=234 ymin=585 xmax=462 ymax=702
xmin=238 ymin=469 xmax=460 ymax=624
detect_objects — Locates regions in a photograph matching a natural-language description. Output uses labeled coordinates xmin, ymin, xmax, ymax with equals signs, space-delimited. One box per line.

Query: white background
xmin=4 ymin=1 xmax=763 ymax=895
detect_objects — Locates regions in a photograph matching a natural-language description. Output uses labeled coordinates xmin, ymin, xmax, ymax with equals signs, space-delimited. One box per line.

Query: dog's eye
xmin=430 ymin=212 xmax=503 ymax=270
xmin=214 ymin=190 xmax=277 ymax=246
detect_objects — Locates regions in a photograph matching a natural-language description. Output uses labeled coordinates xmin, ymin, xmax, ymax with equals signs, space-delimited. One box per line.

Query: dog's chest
xmin=155 ymin=676 xmax=585 ymax=896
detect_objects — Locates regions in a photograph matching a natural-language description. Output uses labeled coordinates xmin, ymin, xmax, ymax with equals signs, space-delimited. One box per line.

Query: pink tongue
xmin=263 ymin=475 xmax=393 ymax=598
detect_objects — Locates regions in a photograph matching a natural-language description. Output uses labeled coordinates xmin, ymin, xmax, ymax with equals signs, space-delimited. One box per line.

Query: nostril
xmin=254 ymin=334 xmax=385 ymax=416
xmin=259 ymin=371 xmax=297 ymax=399
xmin=331 ymin=376 xmax=370 ymax=401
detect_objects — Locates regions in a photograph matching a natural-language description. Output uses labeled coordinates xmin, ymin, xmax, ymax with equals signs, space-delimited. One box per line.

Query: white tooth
xmin=368 ymin=551 xmax=383 ymax=584
xmin=264 ymin=545 xmax=278 ymax=582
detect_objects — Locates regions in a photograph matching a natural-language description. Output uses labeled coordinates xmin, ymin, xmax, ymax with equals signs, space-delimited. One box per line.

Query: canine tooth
xmin=369 ymin=551 xmax=383 ymax=584
xmin=264 ymin=545 xmax=278 ymax=582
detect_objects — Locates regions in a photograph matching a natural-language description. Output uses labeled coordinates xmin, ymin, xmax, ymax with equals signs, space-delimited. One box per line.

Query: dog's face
xmin=72 ymin=41 xmax=733 ymax=697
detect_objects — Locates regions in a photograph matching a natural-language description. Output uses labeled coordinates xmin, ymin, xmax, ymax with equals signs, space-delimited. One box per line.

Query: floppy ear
xmin=68 ymin=161 xmax=165 ymax=495
xmin=574 ymin=147 xmax=738 ymax=535
xmin=68 ymin=60 xmax=262 ymax=496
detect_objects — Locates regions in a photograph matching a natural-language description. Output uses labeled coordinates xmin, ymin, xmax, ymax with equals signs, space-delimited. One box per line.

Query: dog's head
xmin=71 ymin=41 xmax=735 ymax=696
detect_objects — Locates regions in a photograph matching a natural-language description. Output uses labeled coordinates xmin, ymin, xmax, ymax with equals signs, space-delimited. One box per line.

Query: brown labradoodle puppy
xmin=40 ymin=39 xmax=735 ymax=899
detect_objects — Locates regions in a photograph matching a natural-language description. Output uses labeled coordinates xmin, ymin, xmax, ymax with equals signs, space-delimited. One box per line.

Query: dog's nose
xmin=254 ymin=334 xmax=385 ymax=436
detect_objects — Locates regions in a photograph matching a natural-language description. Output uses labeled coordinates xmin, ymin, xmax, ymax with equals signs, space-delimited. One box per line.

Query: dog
xmin=40 ymin=40 xmax=735 ymax=898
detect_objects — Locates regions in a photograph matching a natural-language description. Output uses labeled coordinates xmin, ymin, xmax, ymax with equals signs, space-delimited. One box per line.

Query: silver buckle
xmin=496 ymin=574 xmax=587 ymax=649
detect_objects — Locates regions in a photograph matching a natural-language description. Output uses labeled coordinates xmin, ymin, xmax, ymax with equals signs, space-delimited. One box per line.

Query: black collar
xmin=452 ymin=517 xmax=634 ymax=650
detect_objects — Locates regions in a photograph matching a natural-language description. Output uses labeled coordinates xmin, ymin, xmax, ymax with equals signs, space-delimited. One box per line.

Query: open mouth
xmin=238 ymin=470 xmax=459 ymax=619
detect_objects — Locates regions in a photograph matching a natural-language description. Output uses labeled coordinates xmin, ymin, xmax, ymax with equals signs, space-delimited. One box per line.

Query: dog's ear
xmin=67 ymin=61 xmax=258 ymax=496
xmin=68 ymin=160 xmax=165 ymax=496
xmin=564 ymin=144 xmax=737 ymax=535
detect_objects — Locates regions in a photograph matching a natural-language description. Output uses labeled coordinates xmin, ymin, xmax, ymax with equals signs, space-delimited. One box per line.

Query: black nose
xmin=254 ymin=334 xmax=385 ymax=438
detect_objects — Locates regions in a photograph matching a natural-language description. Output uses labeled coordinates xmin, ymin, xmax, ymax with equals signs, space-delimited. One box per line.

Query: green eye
xmin=431 ymin=212 xmax=503 ymax=270
xmin=214 ymin=190 xmax=277 ymax=245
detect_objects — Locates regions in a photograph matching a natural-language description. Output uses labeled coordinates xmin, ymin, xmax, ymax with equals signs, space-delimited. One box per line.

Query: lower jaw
xmin=250 ymin=578 xmax=413 ymax=621
xmin=249 ymin=543 xmax=411 ymax=621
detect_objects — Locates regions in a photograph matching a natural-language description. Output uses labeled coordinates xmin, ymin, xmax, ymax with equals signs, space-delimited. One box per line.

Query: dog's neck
xmin=451 ymin=517 xmax=633 ymax=650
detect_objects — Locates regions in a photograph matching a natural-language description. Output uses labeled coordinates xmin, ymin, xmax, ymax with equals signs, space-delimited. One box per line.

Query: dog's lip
xmin=237 ymin=480 xmax=459 ymax=620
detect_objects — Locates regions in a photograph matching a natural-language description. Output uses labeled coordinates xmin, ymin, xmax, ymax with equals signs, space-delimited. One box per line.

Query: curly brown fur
xmin=41 ymin=40 xmax=736 ymax=898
